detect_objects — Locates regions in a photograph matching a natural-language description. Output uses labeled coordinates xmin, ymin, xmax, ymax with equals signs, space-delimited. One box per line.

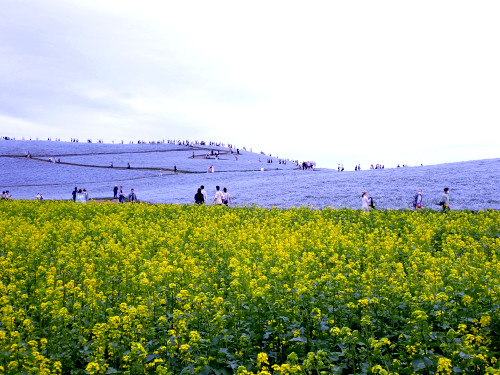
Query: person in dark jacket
xmin=119 ymin=186 xmax=125 ymax=203
xmin=194 ymin=188 xmax=204 ymax=204
xmin=128 ymin=188 xmax=137 ymax=202
xmin=113 ymin=185 xmax=118 ymax=199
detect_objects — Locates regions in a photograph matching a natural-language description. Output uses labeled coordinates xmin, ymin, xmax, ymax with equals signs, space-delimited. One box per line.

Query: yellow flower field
xmin=0 ymin=201 xmax=499 ymax=374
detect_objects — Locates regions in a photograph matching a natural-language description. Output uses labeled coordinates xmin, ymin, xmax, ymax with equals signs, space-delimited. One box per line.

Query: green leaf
xmin=412 ymin=359 xmax=426 ymax=370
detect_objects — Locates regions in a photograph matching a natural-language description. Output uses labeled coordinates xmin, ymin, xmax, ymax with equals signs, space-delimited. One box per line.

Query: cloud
xmin=1 ymin=0 xmax=499 ymax=168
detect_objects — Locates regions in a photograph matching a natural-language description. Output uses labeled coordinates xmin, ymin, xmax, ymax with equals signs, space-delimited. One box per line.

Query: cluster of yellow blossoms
xmin=0 ymin=201 xmax=499 ymax=374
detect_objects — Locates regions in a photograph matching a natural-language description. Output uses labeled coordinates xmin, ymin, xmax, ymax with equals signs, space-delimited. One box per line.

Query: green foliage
xmin=0 ymin=201 xmax=499 ymax=374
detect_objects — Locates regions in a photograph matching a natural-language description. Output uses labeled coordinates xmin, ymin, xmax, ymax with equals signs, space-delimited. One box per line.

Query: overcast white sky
xmin=1 ymin=0 xmax=499 ymax=168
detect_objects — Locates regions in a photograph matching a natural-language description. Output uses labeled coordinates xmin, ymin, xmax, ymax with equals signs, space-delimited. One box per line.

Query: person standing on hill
xmin=119 ymin=186 xmax=125 ymax=203
xmin=128 ymin=188 xmax=137 ymax=202
xmin=213 ymin=186 xmax=224 ymax=205
xmin=361 ymin=191 xmax=372 ymax=212
xmin=223 ymin=187 xmax=232 ymax=206
xmin=194 ymin=188 xmax=204 ymax=204
xmin=113 ymin=185 xmax=118 ymax=199
xmin=200 ymin=185 xmax=207 ymax=203
xmin=440 ymin=187 xmax=450 ymax=211
xmin=413 ymin=189 xmax=423 ymax=209
xmin=72 ymin=187 xmax=77 ymax=202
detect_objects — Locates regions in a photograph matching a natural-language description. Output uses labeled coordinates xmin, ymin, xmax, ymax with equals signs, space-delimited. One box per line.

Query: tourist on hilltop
xmin=200 ymin=185 xmax=207 ymax=204
xmin=194 ymin=188 xmax=204 ymax=204
xmin=128 ymin=188 xmax=138 ymax=202
xmin=223 ymin=187 xmax=232 ymax=206
xmin=439 ymin=187 xmax=450 ymax=211
xmin=72 ymin=187 xmax=77 ymax=202
xmin=413 ymin=189 xmax=423 ymax=209
xmin=113 ymin=185 xmax=118 ymax=199
xmin=213 ymin=186 xmax=224 ymax=205
xmin=119 ymin=186 xmax=125 ymax=203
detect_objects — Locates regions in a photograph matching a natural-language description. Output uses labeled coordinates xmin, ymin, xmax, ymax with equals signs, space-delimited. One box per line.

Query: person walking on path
xmin=113 ymin=185 xmax=118 ymax=199
xmin=128 ymin=188 xmax=138 ymax=202
xmin=413 ymin=189 xmax=423 ymax=209
xmin=440 ymin=187 xmax=450 ymax=211
xmin=223 ymin=187 xmax=232 ymax=206
xmin=213 ymin=186 xmax=224 ymax=205
xmin=194 ymin=188 xmax=204 ymax=204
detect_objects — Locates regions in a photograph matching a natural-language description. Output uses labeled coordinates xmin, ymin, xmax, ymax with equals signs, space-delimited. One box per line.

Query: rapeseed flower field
xmin=0 ymin=201 xmax=499 ymax=374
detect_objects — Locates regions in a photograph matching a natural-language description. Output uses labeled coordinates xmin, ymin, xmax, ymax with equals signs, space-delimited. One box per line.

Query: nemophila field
xmin=0 ymin=201 xmax=499 ymax=374
xmin=2 ymin=140 xmax=499 ymax=210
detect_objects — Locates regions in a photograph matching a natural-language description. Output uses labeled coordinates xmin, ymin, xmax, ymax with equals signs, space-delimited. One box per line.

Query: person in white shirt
xmin=223 ymin=187 xmax=232 ymax=206
xmin=361 ymin=191 xmax=371 ymax=212
xmin=213 ymin=186 xmax=224 ymax=205
xmin=200 ymin=185 xmax=207 ymax=204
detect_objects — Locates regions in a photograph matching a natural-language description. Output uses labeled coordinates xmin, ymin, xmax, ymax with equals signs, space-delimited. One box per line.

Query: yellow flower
xmin=437 ymin=357 xmax=452 ymax=375
xmin=85 ymin=361 xmax=100 ymax=374
xmin=257 ymin=352 xmax=269 ymax=367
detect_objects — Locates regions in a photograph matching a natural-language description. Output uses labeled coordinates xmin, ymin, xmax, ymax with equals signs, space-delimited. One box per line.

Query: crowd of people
xmin=1 ymin=185 xmax=452 ymax=211
xmin=72 ymin=187 xmax=89 ymax=203
xmin=360 ymin=187 xmax=451 ymax=212
xmin=112 ymin=185 xmax=138 ymax=203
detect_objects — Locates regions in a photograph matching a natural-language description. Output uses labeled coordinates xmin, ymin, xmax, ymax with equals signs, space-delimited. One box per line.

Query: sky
xmin=1 ymin=0 xmax=499 ymax=169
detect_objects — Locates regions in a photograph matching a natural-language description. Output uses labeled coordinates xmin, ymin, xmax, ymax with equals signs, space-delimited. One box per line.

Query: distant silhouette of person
xmin=195 ymin=188 xmax=204 ymax=204
xmin=110 ymin=162 xmax=114 ymax=168
xmin=72 ymin=187 xmax=77 ymax=202
xmin=113 ymin=185 xmax=118 ymax=199
xmin=127 ymin=162 xmax=131 ymax=169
